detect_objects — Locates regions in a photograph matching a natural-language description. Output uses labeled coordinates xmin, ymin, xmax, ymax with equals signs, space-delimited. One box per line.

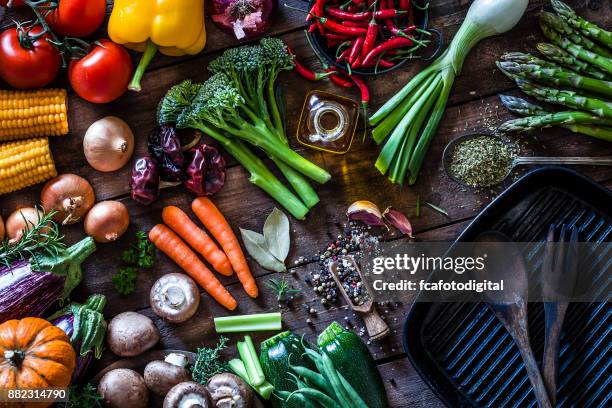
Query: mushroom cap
xmin=107 ymin=311 xmax=160 ymax=357
xmin=98 ymin=368 xmax=149 ymax=408
xmin=164 ymin=381 xmax=211 ymax=408
xmin=207 ymin=373 xmax=253 ymax=408
xmin=150 ymin=273 xmax=201 ymax=323
xmin=144 ymin=360 xmax=191 ymax=396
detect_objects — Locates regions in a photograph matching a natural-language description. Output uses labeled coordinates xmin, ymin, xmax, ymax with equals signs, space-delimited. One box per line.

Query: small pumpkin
xmin=0 ymin=317 xmax=76 ymax=407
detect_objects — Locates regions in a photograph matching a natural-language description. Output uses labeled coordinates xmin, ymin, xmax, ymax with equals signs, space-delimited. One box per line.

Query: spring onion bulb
xmin=370 ymin=0 xmax=529 ymax=185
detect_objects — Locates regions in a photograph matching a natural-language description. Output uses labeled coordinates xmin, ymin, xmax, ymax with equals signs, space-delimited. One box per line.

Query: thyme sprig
xmin=0 ymin=208 xmax=65 ymax=270
xmin=191 ymin=336 xmax=229 ymax=384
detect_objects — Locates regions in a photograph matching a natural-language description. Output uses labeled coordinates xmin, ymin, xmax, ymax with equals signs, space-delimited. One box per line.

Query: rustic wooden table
xmin=1 ymin=1 xmax=611 ymax=406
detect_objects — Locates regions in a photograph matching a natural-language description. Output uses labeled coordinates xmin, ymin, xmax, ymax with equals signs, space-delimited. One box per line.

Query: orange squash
xmin=0 ymin=317 xmax=76 ymax=407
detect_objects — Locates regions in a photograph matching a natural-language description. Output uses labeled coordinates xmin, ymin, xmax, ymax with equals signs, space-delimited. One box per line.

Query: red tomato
xmin=46 ymin=0 xmax=106 ymax=38
xmin=69 ymin=40 xmax=133 ymax=103
xmin=0 ymin=27 xmax=61 ymax=89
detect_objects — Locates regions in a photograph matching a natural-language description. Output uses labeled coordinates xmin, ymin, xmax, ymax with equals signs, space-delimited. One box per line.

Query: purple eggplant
xmin=50 ymin=294 xmax=107 ymax=383
xmin=0 ymin=237 xmax=96 ymax=322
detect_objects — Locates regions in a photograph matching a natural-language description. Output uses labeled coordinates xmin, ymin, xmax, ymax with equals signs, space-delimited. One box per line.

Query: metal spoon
xmin=473 ymin=232 xmax=552 ymax=408
xmin=442 ymin=134 xmax=612 ymax=187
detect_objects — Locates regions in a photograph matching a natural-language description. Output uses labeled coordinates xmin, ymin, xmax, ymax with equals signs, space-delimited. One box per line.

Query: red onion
xmin=208 ymin=0 xmax=277 ymax=41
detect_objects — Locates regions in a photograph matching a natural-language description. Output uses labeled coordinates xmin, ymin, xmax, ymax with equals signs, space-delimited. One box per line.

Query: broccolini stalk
xmin=498 ymin=95 xmax=612 ymax=142
xmin=208 ymin=39 xmax=322 ymax=208
xmin=369 ymin=0 xmax=528 ymax=185
xmin=158 ymin=80 xmax=309 ymax=219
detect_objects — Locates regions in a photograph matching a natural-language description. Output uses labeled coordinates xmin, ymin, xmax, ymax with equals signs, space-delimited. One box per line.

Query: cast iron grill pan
xmin=403 ymin=167 xmax=611 ymax=407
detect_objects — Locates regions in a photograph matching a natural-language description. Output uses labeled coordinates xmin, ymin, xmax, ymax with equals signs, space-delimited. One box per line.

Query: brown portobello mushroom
xmin=98 ymin=368 xmax=149 ymax=408
xmin=150 ymin=273 xmax=200 ymax=323
xmin=107 ymin=311 xmax=160 ymax=357
xmin=164 ymin=381 xmax=211 ymax=408
xmin=207 ymin=373 xmax=253 ymax=407
xmin=144 ymin=353 xmax=191 ymax=396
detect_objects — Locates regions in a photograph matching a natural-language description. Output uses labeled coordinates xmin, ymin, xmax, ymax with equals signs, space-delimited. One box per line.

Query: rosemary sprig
xmin=266 ymin=277 xmax=301 ymax=302
xmin=0 ymin=208 xmax=65 ymax=270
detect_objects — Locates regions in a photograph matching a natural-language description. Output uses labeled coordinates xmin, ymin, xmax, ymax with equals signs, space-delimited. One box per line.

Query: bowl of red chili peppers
xmin=305 ymin=0 xmax=431 ymax=75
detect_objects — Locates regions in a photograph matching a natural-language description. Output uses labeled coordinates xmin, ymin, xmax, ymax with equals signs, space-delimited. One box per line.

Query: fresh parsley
xmin=112 ymin=231 xmax=155 ymax=296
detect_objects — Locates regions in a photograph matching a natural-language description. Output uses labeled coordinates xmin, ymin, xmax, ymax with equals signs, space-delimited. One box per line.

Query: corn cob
xmin=0 ymin=89 xmax=69 ymax=141
xmin=0 ymin=137 xmax=57 ymax=195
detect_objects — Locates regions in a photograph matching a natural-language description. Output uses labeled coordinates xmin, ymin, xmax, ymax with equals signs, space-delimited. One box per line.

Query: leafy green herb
xmin=266 ymin=277 xmax=301 ymax=302
xmin=112 ymin=231 xmax=155 ymax=296
xmin=426 ymin=202 xmax=449 ymax=217
xmin=0 ymin=208 xmax=65 ymax=270
xmin=60 ymin=384 xmax=103 ymax=408
xmin=191 ymin=336 xmax=229 ymax=384
xmin=112 ymin=266 xmax=138 ymax=296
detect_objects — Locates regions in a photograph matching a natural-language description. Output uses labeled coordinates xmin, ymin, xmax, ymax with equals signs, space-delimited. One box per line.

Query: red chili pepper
xmin=348 ymin=36 xmax=365 ymax=65
xmin=336 ymin=48 xmax=351 ymax=63
xmin=350 ymin=74 xmax=370 ymax=137
xmin=343 ymin=20 xmax=369 ymax=28
xmin=324 ymin=32 xmax=352 ymax=41
xmin=362 ymin=58 xmax=395 ymax=69
xmin=361 ymin=15 xmax=379 ymax=61
xmin=287 ymin=47 xmax=332 ymax=81
xmin=361 ymin=36 xmax=413 ymax=67
xmin=327 ymin=7 xmax=406 ymax=21
xmin=316 ymin=17 xmax=368 ymax=36
xmin=326 ymin=69 xmax=354 ymax=88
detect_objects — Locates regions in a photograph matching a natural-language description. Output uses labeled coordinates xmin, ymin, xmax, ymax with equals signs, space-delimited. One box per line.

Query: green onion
xmin=426 ymin=202 xmax=449 ymax=217
xmin=369 ymin=0 xmax=529 ymax=185
xmin=228 ymin=359 xmax=275 ymax=399
xmin=214 ymin=312 xmax=282 ymax=333
xmin=237 ymin=336 xmax=266 ymax=386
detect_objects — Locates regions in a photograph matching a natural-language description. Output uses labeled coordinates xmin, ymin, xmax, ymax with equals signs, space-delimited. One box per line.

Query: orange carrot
xmin=149 ymin=224 xmax=237 ymax=310
xmin=162 ymin=206 xmax=233 ymax=276
xmin=192 ymin=197 xmax=258 ymax=298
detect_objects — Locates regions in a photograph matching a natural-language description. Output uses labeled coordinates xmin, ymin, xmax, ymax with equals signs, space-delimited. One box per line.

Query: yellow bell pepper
xmin=108 ymin=0 xmax=207 ymax=92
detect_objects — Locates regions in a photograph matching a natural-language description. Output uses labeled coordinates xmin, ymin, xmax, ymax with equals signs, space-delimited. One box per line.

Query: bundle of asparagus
xmin=496 ymin=0 xmax=612 ymax=142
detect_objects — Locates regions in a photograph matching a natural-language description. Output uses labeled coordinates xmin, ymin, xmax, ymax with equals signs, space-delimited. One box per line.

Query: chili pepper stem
xmin=129 ymin=41 xmax=158 ymax=92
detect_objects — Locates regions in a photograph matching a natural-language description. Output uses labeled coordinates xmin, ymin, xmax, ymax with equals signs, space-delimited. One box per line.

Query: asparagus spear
xmin=498 ymin=95 xmax=612 ymax=141
xmin=540 ymin=24 xmax=612 ymax=75
xmin=497 ymin=60 xmax=612 ymax=97
xmin=551 ymin=0 xmax=612 ymax=48
xmin=536 ymin=43 xmax=609 ymax=80
xmin=539 ymin=11 xmax=612 ymax=58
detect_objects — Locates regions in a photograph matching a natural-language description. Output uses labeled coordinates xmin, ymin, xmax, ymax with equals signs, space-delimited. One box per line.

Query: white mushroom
xmin=150 ymin=273 xmax=200 ymax=323
xmin=144 ymin=353 xmax=191 ymax=396
xmin=106 ymin=311 xmax=160 ymax=357
xmin=98 ymin=368 xmax=149 ymax=408
xmin=164 ymin=381 xmax=211 ymax=408
xmin=207 ymin=373 xmax=253 ymax=408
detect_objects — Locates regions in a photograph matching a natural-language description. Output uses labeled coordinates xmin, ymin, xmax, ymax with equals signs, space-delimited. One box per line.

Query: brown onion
xmin=84 ymin=201 xmax=130 ymax=243
xmin=5 ymin=207 xmax=46 ymax=242
xmin=41 ymin=174 xmax=96 ymax=225
xmin=0 ymin=216 xmax=4 ymax=241
xmin=84 ymin=116 xmax=135 ymax=172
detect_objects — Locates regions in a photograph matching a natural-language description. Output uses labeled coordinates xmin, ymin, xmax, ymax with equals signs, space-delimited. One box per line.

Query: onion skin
xmin=208 ymin=0 xmax=277 ymax=41
xmin=0 ymin=216 xmax=4 ymax=241
xmin=84 ymin=116 xmax=135 ymax=172
xmin=5 ymin=207 xmax=45 ymax=242
xmin=84 ymin=201 xmax=130 ymax=243
xmin=41 ymin=174 xmax=96 ymax=225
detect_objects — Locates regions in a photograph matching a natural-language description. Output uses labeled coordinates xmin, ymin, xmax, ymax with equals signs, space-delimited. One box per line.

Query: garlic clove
xmin=383 ymin=207 xmax=414 ymax=237
xmin=347 ymin=201 xmax=385 ymax=227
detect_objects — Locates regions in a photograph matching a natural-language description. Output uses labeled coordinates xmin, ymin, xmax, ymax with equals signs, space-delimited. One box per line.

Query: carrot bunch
xmin=149 ymin=197 xmax=258 ymax=311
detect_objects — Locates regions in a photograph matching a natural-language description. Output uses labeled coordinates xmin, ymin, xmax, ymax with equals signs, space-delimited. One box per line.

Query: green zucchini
xmin=317 ymin=322 xmax=389 ymax=408
xmin=260 ymin=331 xmax=316 ymax=408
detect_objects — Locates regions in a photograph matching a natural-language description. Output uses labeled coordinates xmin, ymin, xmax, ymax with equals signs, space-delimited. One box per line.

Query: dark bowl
xmin=306 ymin=0 xmax=431 ymax=76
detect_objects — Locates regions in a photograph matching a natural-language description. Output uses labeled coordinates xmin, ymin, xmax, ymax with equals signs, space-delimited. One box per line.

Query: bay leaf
xmin=240 ymin=228 xmax=286 ymax=272
xmin=263 ymin=208 xmax=290 ymax=262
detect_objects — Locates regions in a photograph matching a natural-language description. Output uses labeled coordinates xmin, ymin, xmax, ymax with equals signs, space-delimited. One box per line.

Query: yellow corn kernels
xmin=0 ymin=138 xmax=57 ymax=195
xmin=0 ymin=89 xmax=69 ymax=141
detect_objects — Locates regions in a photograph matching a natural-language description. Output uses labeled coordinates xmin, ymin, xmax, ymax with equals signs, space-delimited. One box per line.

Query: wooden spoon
xmin=328 ymin=255 xmax=390 ymax=340
xmin=473 ymin=232 xmax=552 ymax=408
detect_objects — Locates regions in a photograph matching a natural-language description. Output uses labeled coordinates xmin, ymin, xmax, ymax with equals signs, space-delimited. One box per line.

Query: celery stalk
xmin=237 ymin=336 xmax=265 ymax=386
xmin=228 ymin=359 xmax=275 ymax=399
xmin=214 ymin=312 xmax=282 ymax=333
